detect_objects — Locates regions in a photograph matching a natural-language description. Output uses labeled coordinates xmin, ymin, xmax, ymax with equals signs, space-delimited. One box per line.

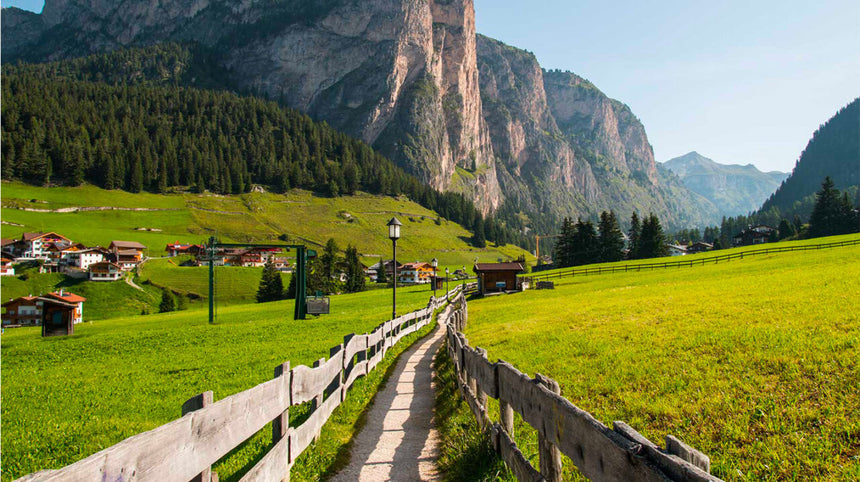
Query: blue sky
xmin=474 ymin=0 xmax=859 ymax=172
xmin=4 ymin=0 xmax=858 ymax=172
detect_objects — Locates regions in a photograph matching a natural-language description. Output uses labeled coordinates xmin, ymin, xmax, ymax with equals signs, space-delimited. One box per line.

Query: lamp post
xmin=387 ymin=217 xmax=402 ymax=320
xmin=445 ymin=267 xmax=450 ymax=300
xmin=431 ymin=258 xmax=438 ymax=296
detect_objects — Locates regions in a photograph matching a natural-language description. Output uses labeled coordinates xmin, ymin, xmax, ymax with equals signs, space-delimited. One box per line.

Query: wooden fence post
xmin=311 ymin=358 xmax=325 ymax=413
xmin=182 ymin=391 xmax=216 ymax=482
xmin=475 ymin=347 xmax=489 ymax=427
xmin=272 ymin=362 xmax=290 ymax=445
xmin=342 ymin=334 xmax=354 ymax=401
xmin=329 ymin=344 xmax=344 ymax=402
xmin=535 ymin=374 xmax=562 ymax=482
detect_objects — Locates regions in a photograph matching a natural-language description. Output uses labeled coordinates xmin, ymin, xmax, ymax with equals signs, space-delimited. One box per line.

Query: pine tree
xmin=344 ymin=245 xmax=365 ymax=293
xmin=256 ymin=257 xmax=285 ymax=303
xmin=553 ymin=217 xmax=575 ymax=268
xmin=471 ymin=218 xmax=486 ymax=248
xmin=376 ymin=261 xmax=388 ymax=284
xmin=571 ymin=219 xmax=599 ymax=266
xmin=808 ymin=177 xmax=857 ymax=238
xmin=159 ymin=287 xmax=176 ymax=313
xmin=777 ymin=219 xmax=796 ymax=240
xmin=627 ymin=212 xmax=641 ymax=260
xmin=598 ymin=211 xmax=625 ymax=263
xmin=638 ymin=213 xmax=668 ymax=259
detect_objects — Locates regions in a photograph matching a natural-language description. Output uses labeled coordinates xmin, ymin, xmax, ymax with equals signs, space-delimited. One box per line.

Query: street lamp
xmin=387 ymin=217 xmax=402 ymax=320
xmin=431 ymin=258 xmax=438 ymax=296
xmin=445 ymin=267 xmax=450 ymax=300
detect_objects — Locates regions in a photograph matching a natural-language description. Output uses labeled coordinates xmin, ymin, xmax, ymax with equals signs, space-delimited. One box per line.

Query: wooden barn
xmin=473 ymin=262 xmax=524 ymax=295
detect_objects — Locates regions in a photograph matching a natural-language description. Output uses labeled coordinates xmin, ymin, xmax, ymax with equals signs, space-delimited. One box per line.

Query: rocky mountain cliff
xmin=663 ymin=151 xmax=788 ymax=218
xmin=2 ymin=0 xmax=715 ymax=230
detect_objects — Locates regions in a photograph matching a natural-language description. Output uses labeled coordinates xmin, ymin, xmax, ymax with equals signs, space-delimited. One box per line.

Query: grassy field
xmin=0 ymin=284 xmax=440 ymax=481
xmin=463 ymin=234 xmax=860 ymax=481
xmin=0 ymin=181 xmax=532 ymax=268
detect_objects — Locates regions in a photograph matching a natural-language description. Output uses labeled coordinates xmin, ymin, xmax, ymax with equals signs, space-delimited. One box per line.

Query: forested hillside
xmin=0 ymin=48 xmax=523 ymax=247
xmin=759 ymin=98 xmax=860 ymax=219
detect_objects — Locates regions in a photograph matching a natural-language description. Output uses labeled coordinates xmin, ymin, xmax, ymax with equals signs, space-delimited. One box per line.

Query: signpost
xmin=207 ymin=237 xmax=317 ymax=323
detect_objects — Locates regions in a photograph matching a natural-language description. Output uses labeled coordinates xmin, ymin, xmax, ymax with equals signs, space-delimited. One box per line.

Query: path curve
xmin=331 ymin=324 xmax=444 ymax=481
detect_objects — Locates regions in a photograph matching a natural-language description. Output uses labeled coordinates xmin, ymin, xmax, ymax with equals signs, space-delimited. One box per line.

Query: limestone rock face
xmin=2 ymin=0 xmax=717 ymax=227
xmin=477 ymin=34 xmax=598 ymax=222
xmin=543 ymin=71 xmax=657 ymax=184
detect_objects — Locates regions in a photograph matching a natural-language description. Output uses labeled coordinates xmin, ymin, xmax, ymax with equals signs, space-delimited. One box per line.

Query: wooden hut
xmin=473 ymin=262 xmax=524 ymax=295
xmin=39 ymin=297 xmax=78 ymax=336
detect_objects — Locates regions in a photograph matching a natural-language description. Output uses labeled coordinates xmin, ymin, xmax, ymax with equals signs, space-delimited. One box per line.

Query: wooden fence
xmin=526 ymin=238 xmax=860 ymax=283
xmin=16 ymin=286 xmax=463 ymax=482
xmin=441 ymin=291 xmax=724 ymax=482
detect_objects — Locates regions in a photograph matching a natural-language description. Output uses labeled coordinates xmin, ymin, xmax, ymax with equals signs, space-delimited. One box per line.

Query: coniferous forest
xmin=1 ymin=49 xmax=523 ymax=248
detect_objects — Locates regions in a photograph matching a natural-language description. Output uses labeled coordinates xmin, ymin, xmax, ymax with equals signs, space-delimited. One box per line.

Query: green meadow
xmin=0 ymin=284 xmax=441 ymax=481
xmin=0 ymin=181 xmax=532 ymax=268
xmin=463 ymin=234 xmax=860 ymax=480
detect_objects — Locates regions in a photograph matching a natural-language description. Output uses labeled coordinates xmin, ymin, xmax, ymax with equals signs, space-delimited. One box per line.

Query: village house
xmin=686 ymin=242 xmax=713 ymax=254
xmin=399 ymin=262 xmax=434 ymax=285
xmin=1 ymin=257 xmax=15 ymax=276
xmin=1 ymin=238 xmax=15 ymax=257
xmin=89 ymin=261 xmax=123 ymax=281
xmin=2 ymin=290 xmax=86 ymax=327
xmin=165 ymin=242 xmax=204 ymax=257
xmin=733 ymin=225 xmax=777 ymax=247
xmin=368 ymin=260 xmax=402 ymax=282
xmin=13 ymin=232 xmax=72 ymax=259
xmin=2 ymin=296 xmax=41 ymax=326
xmin=667 ymin=244 xmax=687 ymax=256
xmin=271 ymin=256 xmax=293 ymax=272
xmin=109 ymin=240 xmax=147 ymax=270
xmin=71 ymin=247 xmax=109 ymax=270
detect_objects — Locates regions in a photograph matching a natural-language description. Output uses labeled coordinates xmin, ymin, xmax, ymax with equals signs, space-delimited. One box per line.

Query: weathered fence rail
xmin=526 ymin=238 xmax=860 ymax=283
xmin=440 ymin=292 xmax=724 ymax=482
xmin=16 ymin=287 xmax=462 ymax=482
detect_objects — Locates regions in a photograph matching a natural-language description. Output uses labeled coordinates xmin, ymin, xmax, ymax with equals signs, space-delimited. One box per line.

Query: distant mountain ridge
xmin=662 ymin=152 xmax=788 ymax=218
xmin=2 ymin=0 xmax=718 ymax=232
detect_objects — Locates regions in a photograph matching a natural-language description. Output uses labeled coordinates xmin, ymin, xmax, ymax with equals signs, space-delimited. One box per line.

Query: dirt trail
xmin=331 ymin=324 xmax=444 ymax=481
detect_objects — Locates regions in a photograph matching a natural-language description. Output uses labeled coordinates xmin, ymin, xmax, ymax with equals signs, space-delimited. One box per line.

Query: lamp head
xmin=387 ymin=217 xmax=402 ymax=240
xmin=431 ymin=257 xmax=438 ymax=268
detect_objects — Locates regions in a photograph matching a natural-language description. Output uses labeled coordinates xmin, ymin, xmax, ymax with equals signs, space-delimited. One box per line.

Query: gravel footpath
xmin=330 ymin=324 xmax=444 ymax=481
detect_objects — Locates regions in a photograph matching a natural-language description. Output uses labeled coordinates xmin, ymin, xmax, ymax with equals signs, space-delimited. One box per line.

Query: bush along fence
xmin=440 ymin=291 xmax=724 ymax=482
xmin=16 ymin=286 xmax=463 ymax=482
xmin=526 ymin=237 xmax=860 ymax=283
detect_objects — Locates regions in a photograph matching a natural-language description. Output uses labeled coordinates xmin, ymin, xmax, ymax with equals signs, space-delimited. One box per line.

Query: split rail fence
xmin=441 ymin=291 xmax=724 ymax=482
xmin=17 ymin=286 xmax=463 ymax=482
xmin=526 ymin=237 xmax=860 ymax=283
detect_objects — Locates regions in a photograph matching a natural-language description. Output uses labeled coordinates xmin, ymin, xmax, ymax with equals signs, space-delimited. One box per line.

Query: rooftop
xmin=474 ymin=262 xmax=525 ymax=272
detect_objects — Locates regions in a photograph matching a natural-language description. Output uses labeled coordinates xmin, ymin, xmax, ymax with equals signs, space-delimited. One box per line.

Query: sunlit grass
xmin=464 ymin=235 xmax=860 ymax=481
xmin=0 ymin=285 xmax=437 ymax=481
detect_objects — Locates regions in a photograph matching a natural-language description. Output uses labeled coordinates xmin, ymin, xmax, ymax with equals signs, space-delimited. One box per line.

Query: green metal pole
xmin=208 ymin=236 xmax=215 ymax=324
xmin=294 ymin=246 xmax=307 ymax=320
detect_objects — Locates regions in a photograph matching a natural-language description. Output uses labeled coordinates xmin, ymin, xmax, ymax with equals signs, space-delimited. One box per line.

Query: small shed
xmin=433 ymin=276 xmax=456 ymax=291
xmin=473 ymin=262 xmax=524 ymax=295
xmin=38 ymin=297 xmax=78 ymax=336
